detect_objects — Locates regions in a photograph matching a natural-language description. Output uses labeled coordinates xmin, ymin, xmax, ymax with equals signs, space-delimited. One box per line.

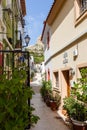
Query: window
xmin=6 ymin=0 xmax=11 ymax=6
xmin=75 ymin=0 xmax=87 ymax=25
xmin=48 ymin=69 xmax=50 ymax=80
xmin=47 ymin=31 xmax=50 ymax=50
xmin=0 ymin=43 xmax=3 ymax=67
xmin=53 ymin=72 xmax=59 ymax=88
xmin=80 ymin=0 xmax=87 ymax=13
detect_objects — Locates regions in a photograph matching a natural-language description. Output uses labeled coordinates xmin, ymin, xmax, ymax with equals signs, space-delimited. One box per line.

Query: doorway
xmin=62 ymin=70 xmax=70 ymax=102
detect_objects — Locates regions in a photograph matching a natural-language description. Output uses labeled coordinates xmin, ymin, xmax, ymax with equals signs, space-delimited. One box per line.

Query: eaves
xmin=20 ymin=0 xmax=26 ymax=16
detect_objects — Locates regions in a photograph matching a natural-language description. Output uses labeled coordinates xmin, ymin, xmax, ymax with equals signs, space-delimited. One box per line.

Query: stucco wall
xmin=44 ymin=0 xmax=87 ymax=111
xmin=45 ymin=0 xmax=87 ymax=62
xmin=51 ymin=35 xmax=87 ymax=73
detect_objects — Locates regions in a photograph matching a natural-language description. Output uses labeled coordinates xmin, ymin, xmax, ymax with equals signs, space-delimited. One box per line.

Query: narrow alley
xmin=30 ymin=85 xmax=71 ymax=130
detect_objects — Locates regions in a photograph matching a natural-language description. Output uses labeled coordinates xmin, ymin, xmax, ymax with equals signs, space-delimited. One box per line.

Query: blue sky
xmin=24 ymin=0 xmax=53 ymax=45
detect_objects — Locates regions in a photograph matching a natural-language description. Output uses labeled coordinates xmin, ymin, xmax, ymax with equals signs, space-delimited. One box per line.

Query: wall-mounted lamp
xmin=70 ymin=68 xmax=75 ymax=76
xmin=24 ymin=35 xmax=30 ymax=47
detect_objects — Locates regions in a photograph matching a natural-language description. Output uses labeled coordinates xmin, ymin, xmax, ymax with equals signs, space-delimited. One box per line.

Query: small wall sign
xmin=63 ymin=52 xmax=68 ymax=64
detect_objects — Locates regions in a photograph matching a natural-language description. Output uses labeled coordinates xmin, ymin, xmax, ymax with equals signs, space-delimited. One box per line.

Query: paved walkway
xmin=30 ymin=86 xmax=71 ymax=130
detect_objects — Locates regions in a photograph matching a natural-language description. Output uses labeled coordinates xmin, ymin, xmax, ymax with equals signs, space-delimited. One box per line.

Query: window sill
xmin=75 ymin=10 xmax=87 ymax=27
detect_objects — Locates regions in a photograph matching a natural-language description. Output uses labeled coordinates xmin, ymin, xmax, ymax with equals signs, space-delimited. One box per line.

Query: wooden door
xmin=63 ymin=70 xmax=70 ymax=97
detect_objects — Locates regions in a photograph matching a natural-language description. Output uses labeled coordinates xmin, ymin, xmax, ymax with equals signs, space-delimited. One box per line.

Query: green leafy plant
xmin=40 ymin=80 xmax=61 ymax=110
xmin=30 ymin=71 xmax=35 ymax=81
xmin=63 ymin=68 xmax=87 ymax=122
xmin=63 ymin=96 xmax=87 ymax=121
xmin=30 ymin=52 xmax=44 ymax=64
xmin=40 ymin=80 xmax=52 ymax=98
xmin=0 ymin=67 xmax=39 ymax=130
xmin=49 ymin=92 xmax=61 ymax=111
xmin=54 ymin=93 xmax=61 ymax=108
xmin=73 ymin=68 xmax=87 ymax=103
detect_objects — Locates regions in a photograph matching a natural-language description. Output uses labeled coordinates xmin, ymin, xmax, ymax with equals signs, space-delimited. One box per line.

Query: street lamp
xmin=24 ymin=34 xmax=30 ymax=46
xmin=24 ymin=34 xmax=31 ymax=129
xmin=24 ymin=34 xmax=30 ymax=86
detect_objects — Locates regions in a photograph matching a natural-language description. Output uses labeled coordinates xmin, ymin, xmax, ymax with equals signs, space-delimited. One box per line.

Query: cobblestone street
xmin=30 ymin=86 xmax=71 ymax=130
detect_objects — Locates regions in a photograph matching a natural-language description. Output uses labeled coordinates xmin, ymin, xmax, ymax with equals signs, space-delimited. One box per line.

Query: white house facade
xmin=41 ymin=0 xmax=87 ymax=115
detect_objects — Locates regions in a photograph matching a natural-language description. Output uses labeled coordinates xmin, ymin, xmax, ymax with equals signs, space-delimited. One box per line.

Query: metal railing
xmin=0 ymin=50 xmax=30 ymax=84
xmin=0 ymin=49 xmax=31 ymax=129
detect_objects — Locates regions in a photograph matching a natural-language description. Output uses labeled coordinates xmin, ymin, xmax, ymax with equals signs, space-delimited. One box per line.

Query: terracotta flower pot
xmin=50 ymin=100 xmax=57 ymax=111
xmin=46 ymin=99 xmax=51 ymax=107
xmin=71 ymin=118 xmax=87 ymax=130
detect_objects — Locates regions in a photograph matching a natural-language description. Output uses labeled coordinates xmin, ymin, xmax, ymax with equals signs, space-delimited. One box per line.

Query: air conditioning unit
xmin=73 ymin=48 xmax=78 ymax=56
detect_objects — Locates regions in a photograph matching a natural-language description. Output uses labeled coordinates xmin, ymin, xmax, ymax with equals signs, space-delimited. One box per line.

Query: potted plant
xmin=50 ymin=92 xmax=61 ymax=111
xmin=0 ymin=67 xmax=39 ymax=130
xmin=63 ymin=68 xmax=87 ymax=130
xmin=40 ymin=80 xmax=61 ymax=110
xmin=40 ymin=80 xmax=52 ymax=103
